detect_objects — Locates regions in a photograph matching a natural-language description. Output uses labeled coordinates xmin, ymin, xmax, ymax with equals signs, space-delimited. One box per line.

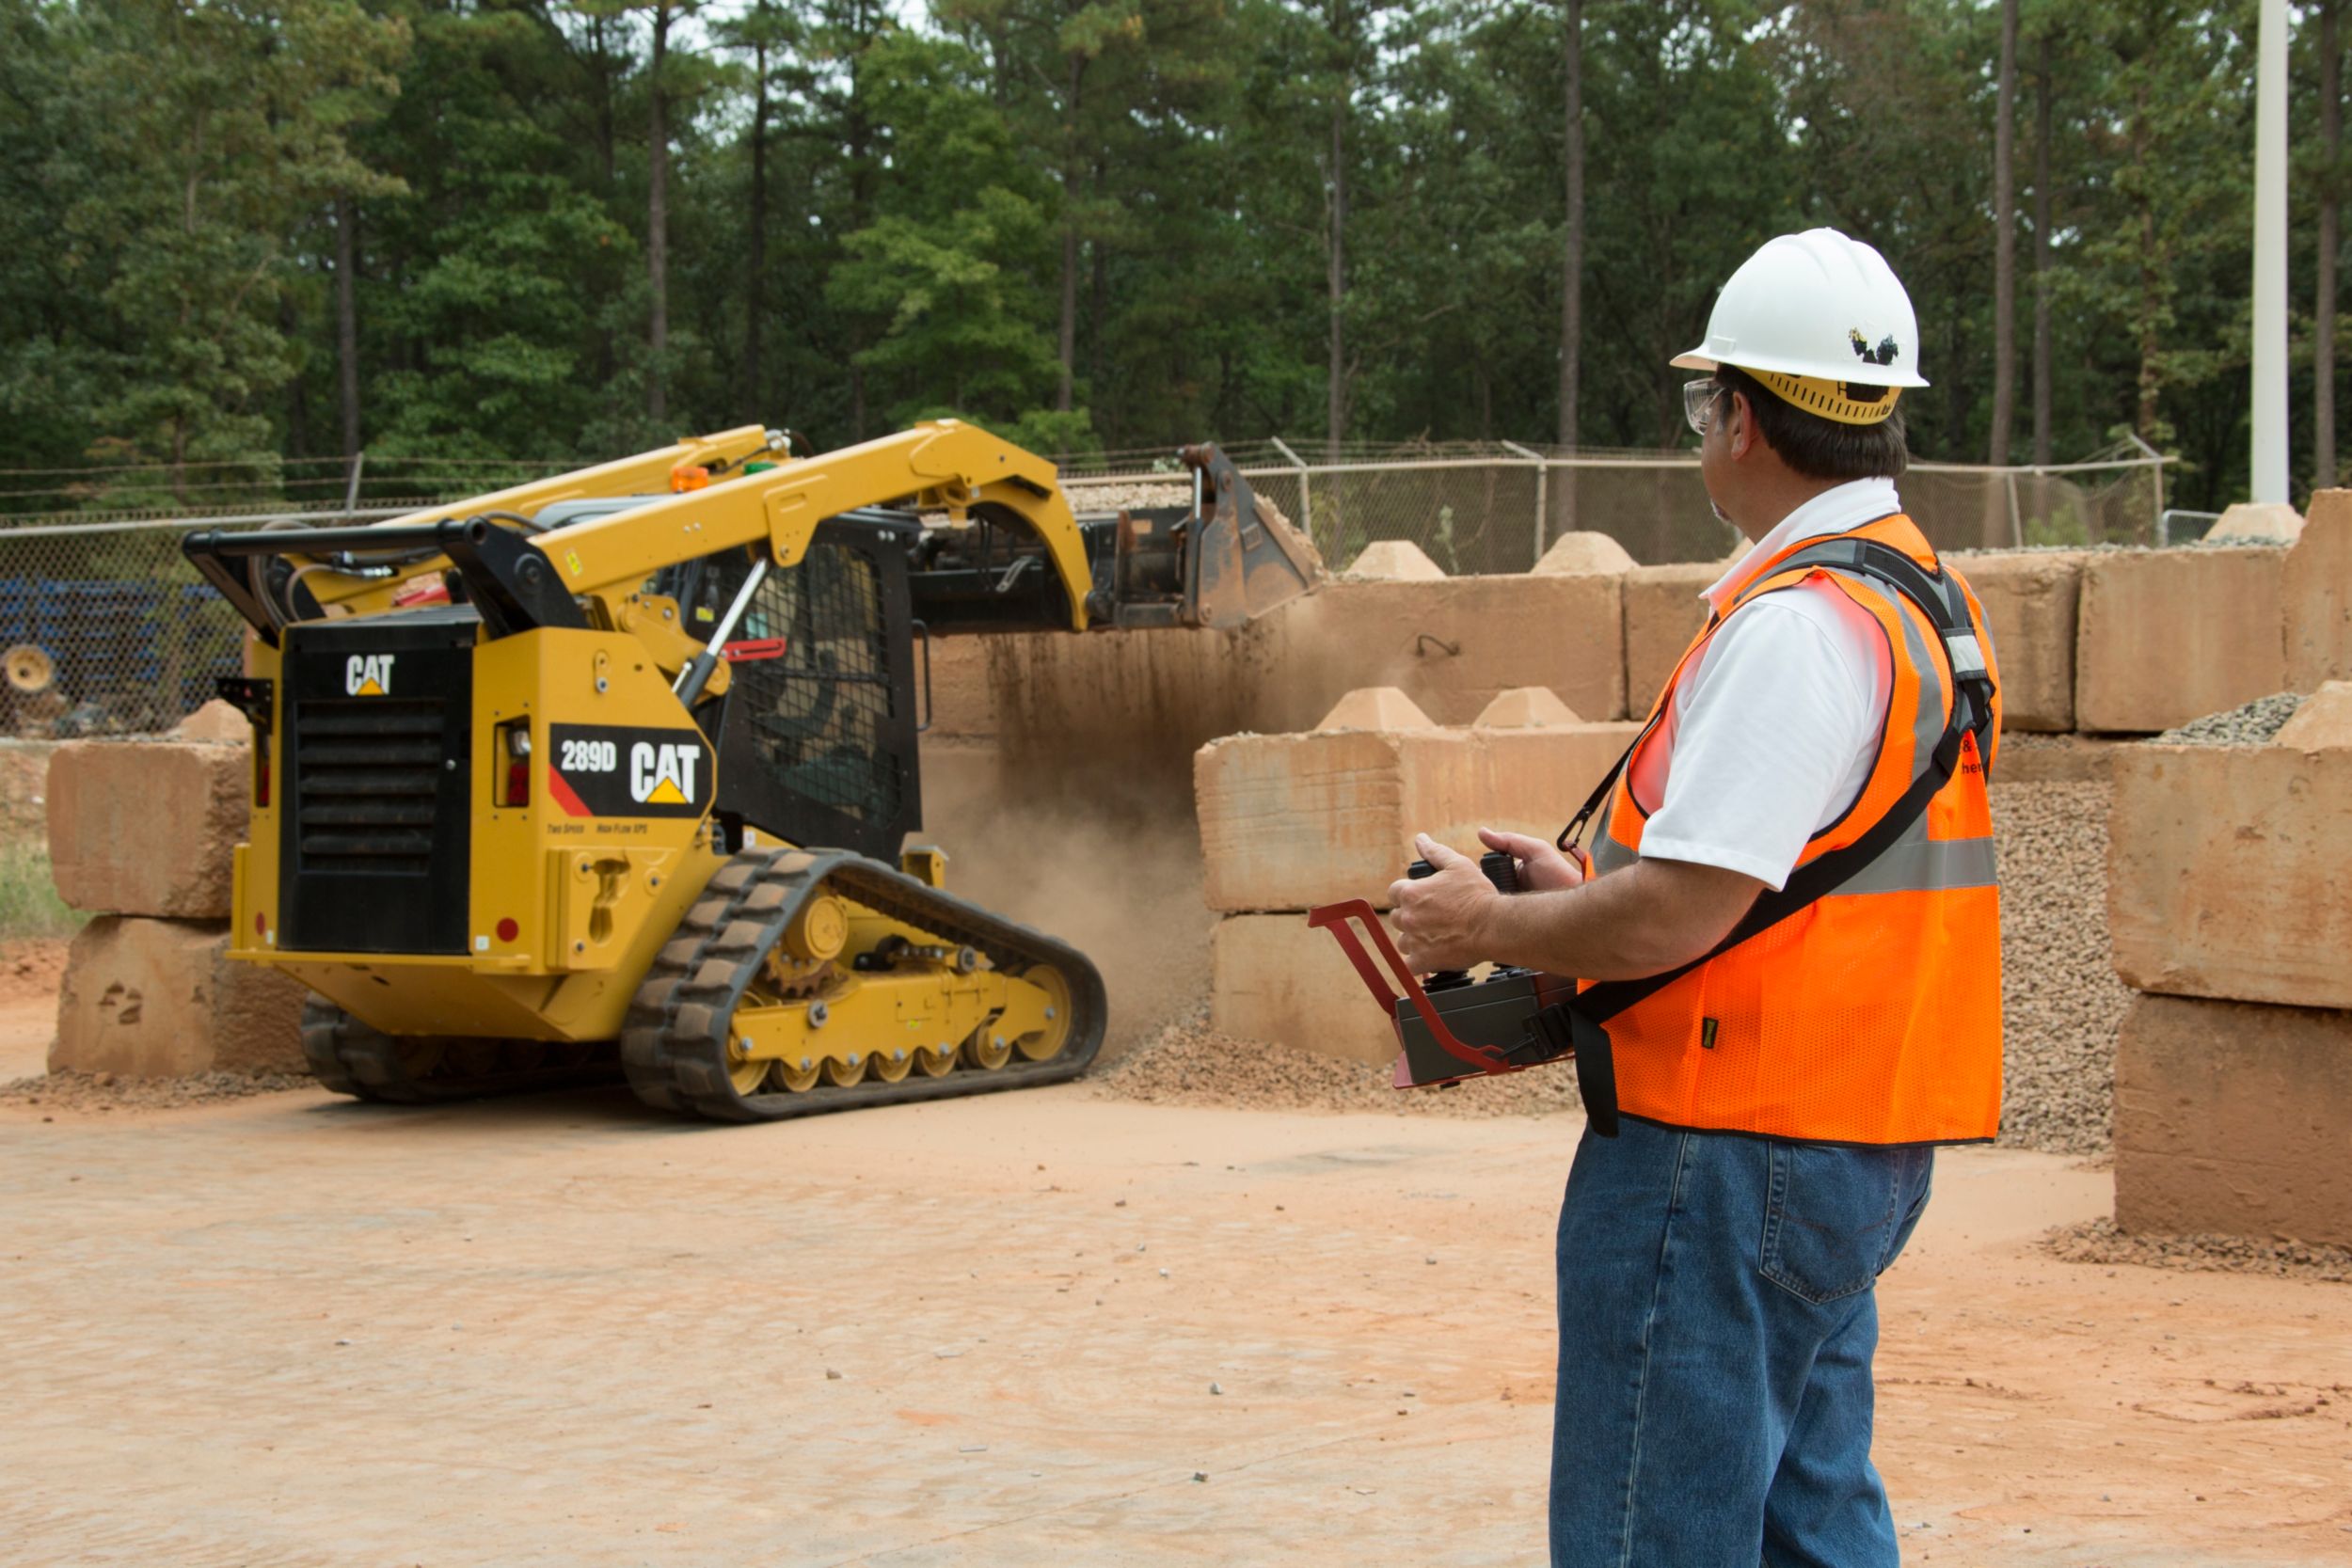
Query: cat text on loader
xmin=182 ymin=420 xmax=1320 ymax=1122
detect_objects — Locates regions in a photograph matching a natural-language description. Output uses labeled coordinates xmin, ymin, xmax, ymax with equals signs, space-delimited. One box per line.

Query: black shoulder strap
xmin=1569 ymin=536 xmax=1995 ymax=1025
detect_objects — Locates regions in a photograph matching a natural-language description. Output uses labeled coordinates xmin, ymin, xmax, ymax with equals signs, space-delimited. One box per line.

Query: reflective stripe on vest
xmin=1584 ymin=513 xmax=2005 ymax=1147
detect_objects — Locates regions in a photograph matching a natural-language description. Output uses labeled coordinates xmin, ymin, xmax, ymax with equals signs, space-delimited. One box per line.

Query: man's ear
xmin=1725 ymin=390 xmax=1757 ymax=460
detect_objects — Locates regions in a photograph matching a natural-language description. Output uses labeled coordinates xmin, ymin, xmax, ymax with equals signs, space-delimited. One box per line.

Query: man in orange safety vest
xmin=1391 ymin=228 xmax=2002 ymax=1567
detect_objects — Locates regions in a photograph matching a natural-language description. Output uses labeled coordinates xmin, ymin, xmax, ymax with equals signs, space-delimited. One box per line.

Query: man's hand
xmin=1476 ymin=826 xmax=1586 ymax=893
xmin=1388 ymin=833 xmax=1499 ymax=974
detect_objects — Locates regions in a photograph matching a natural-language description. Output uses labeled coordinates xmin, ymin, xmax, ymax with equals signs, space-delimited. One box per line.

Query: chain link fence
xmin=0 ymin=438 xmax=2169 ymax=738
xmin=1058 ymin=436 xmax=2171 ymax=574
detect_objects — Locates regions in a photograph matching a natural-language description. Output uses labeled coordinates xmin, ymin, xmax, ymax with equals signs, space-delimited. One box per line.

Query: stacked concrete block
xmin=2074 ymin=546 xmax=2287 ymax=734
xmin=1200 ymin=686 xmax=1636 ymax=1064
xmin=1619 ymin=562 xmax=1719 ymax=719
xmin=52 ymin=916 xmax=309 ymax=1078
xmin=1267 ymin=572 xmax=1627 ymax=730
xmin=45 ymin=736 xmax=250 ymax=918
xmin=1343 ymin=540 xmax=1448 ymax=581
xmin=1533 ymin=531 xmax=1637 ymax=577
xmin=2285 ymin=488 xmax=2352 ymax=691
xmin=44 ymin=705 xmax=310 ymax=1078
xmin=1957 ymin=551 xmax=2084 ymax=733
xmin=2106 ymin=684 xmax=2352 ymax=1246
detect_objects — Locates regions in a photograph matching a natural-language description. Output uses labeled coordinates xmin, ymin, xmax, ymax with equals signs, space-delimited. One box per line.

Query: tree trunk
xmin=1089 ymin=188 xmax=1109 ymax=434
xmin=1989 ymin=0 xmax=2018 ymax=466
xmin=2133 ymin=112 xmax=2162 ymax=443
xmin=2032 ymin=29 xmax=2054 ymax=468
xmin=335 ymin=193 xmax=361 ymax=462
xmin=646 ymin=2 xmax=672 ymax=427
xmin=1556 ymin=0 xmax=1583 ymax=533
xmin=282 ymin=293 xmax=309 ymax=461
xmin=2320 ymin=0 xmax=2342 ymax=490
xmin=747 ymin=36 xmax=770 ymax=421
xmin=1326 ymin=14 xmax=1348 ymax=465
xmin=1057 ymin=55 xmax=1083 ymax=414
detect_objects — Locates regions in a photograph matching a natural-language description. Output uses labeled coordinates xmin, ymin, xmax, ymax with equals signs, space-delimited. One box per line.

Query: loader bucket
xmin=1178 ymin=443 xmax=1324 ymax=629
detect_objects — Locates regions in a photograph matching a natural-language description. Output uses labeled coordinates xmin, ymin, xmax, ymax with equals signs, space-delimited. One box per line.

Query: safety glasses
xmin=1682 ymin=377 xmax=1724 ymax=437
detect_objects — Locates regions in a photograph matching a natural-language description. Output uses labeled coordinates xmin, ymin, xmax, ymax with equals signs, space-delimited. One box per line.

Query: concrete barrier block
xmin=1270 ymin=572 xmax=1626 ymax=728
xmin=2113 ymin=991 xmax=2352 ymax=1248
xmin=1315 ymin=687 xmax=1435 ymax=732
xmin=922 ymin=637 xmax=999 ymax=739
xmin=1473 ymin=687 xmax=1582 ymax=728
xmin=2075 ymin=546 xmax=2287 ymax=734
xmin=1620 ymin=562 xmax=1719 ymax=719
xmin=1344 ymin=541 xmax=1446 ymax=580
xmin=2285 ymin=489 xmax=2352 ymax=691
xmin=1211 ymin=912 xmax=1399 ymax=1066
xmin=1196 ymin=721 xmax=1640 ymax=913
xmin=2107 ymin=732 xmax=2352 ymax=1010
xmin=170 ymin=699 xmax=253 ymax=744
xmin=1957 ymin=551 xmax=2083 ymax=732
xmin=1533 ymin=531 xmax=1636 ymax=577
xmin=51 ymin=915 xmax=310 ymax=1077
xmin=46 ymin=739 xmax=250 ymax=918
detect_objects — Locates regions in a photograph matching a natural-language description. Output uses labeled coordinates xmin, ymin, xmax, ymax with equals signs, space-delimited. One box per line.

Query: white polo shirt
xmin=1633 ymin=478 xmax=1934 ymax=891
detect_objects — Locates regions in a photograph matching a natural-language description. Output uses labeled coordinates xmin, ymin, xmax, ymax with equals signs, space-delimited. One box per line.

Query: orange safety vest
xmin=1566 ymin=513 xmax=2004 ymax=1147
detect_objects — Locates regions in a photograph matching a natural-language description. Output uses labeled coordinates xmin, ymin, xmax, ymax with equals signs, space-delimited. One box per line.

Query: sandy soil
xmin=1 ymin=1016 xmax=2346 ymax=1565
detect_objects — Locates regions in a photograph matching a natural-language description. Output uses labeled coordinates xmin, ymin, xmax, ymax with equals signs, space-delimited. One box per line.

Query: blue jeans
xmin=1549 ymin=1117 xmax=1934 ymax=1568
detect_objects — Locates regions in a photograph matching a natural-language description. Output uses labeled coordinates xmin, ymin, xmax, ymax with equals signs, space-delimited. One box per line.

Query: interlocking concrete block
xmin=1270 ymin=572 xmax=1626 ymax=728
xmin=1211 ymin=912 xmax=1400 ymax=1066
xmin=47 ymin=738 xmax=251 ymax=918
xmin=921 ymin=637 xmax=999 ymax=739
xmin=1620 ymin=562 xmax=1719 ymax=720
xmin=1315 ymin=687 xmax=1434 ymax=732
xmin=1344 ymin=540 xmax=1447 ymax=580
xmin=2075 ymin=546 xmax=2287 ymax=734
xmin=1473 ymin=687 xmax=1582 ymax=728
xmin=1533 ymin=531 xmax=1636 ymax=577
xmin=2114 ymin=992 xmax=2352 ymax=1248
xmin=171 ymin=699 xmax=253 ymax=744
xmin=51 ymin=916 xmax=310 ymax=1077
xmin=2286 ymin=489 xmax=2352 ymax=691
xmin=1196 ymin=721 xmax=1640 ymax=913
xmin=1957 ymin=551 xmax=2083 ymax=732
xmin=2107 ymin=730 xmax=2352 ymax=1010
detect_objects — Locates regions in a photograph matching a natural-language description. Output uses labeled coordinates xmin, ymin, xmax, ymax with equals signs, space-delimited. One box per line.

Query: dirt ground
xmin=4 ymin=1010 xmax=2349 ymax=1564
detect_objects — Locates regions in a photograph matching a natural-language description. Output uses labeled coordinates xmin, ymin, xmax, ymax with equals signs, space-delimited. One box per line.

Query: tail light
xmin=253 ymin=727 xmax=272 ymax=808
xmin=494 ymin=721 xmax=532 ymax=807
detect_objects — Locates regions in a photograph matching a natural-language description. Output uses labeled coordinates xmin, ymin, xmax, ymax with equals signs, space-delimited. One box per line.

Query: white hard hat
xmin=1673 ymin=229 xmax=1928 ymax=425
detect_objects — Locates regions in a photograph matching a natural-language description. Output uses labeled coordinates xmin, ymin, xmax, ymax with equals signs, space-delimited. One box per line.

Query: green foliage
xmin=0 ymin=846 xmax=84 ymax=942
xmin=0 ymin=0 xmax=2339 ymax=512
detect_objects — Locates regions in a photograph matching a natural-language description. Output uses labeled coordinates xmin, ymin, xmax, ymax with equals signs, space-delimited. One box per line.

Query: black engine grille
xmin=292 ymin=698 xmax=445 ymax=875
xmin=277 ymin=607 xmax=476 ymax=955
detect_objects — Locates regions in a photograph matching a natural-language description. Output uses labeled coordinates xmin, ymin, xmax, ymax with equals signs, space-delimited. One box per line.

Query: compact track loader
xmin=183 ymin=420 xmax=1319 ymax=1122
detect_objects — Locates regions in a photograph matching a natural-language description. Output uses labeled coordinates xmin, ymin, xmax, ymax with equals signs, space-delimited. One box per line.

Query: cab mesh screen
xmin=724 ymin=542 xmax=899 ymax=826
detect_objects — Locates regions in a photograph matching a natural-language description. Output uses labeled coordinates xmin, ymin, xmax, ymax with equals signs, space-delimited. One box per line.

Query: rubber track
xmin=618 ymin=847 xmax=1108 ymax=1123
xmin=300 ymin=998 xmax=619 ymax=1105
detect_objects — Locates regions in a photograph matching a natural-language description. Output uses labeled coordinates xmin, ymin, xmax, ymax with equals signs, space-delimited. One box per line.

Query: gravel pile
xmin=1059 ymin=480 xmax=1192 ymax=515
xmin=2044 ymin=1217 xmax=2352 ymax=1285
xmin=2157 ymin=691 xmax=2305 ymax=747
xmin=3 ymin=1067 xmax=311 ymax=1115
xmin=1991 ymin=781 xmax=2131 ymax=1153
xmin=1089 ymin=999 xmax=1582 ymax=1118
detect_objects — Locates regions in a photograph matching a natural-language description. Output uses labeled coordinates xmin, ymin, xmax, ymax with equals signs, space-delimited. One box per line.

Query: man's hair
xmin=1715 ymin=363 xmax=1908 ymax=483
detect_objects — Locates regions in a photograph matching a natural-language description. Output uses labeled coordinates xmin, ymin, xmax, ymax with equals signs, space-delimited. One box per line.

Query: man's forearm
xmin=1477 ymin=859 xmax=1765 ymax=982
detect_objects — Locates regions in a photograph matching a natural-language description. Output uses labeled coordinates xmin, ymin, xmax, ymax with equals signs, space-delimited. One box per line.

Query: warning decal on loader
xmin=548 ymin=723 xmax=711 ymax=818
